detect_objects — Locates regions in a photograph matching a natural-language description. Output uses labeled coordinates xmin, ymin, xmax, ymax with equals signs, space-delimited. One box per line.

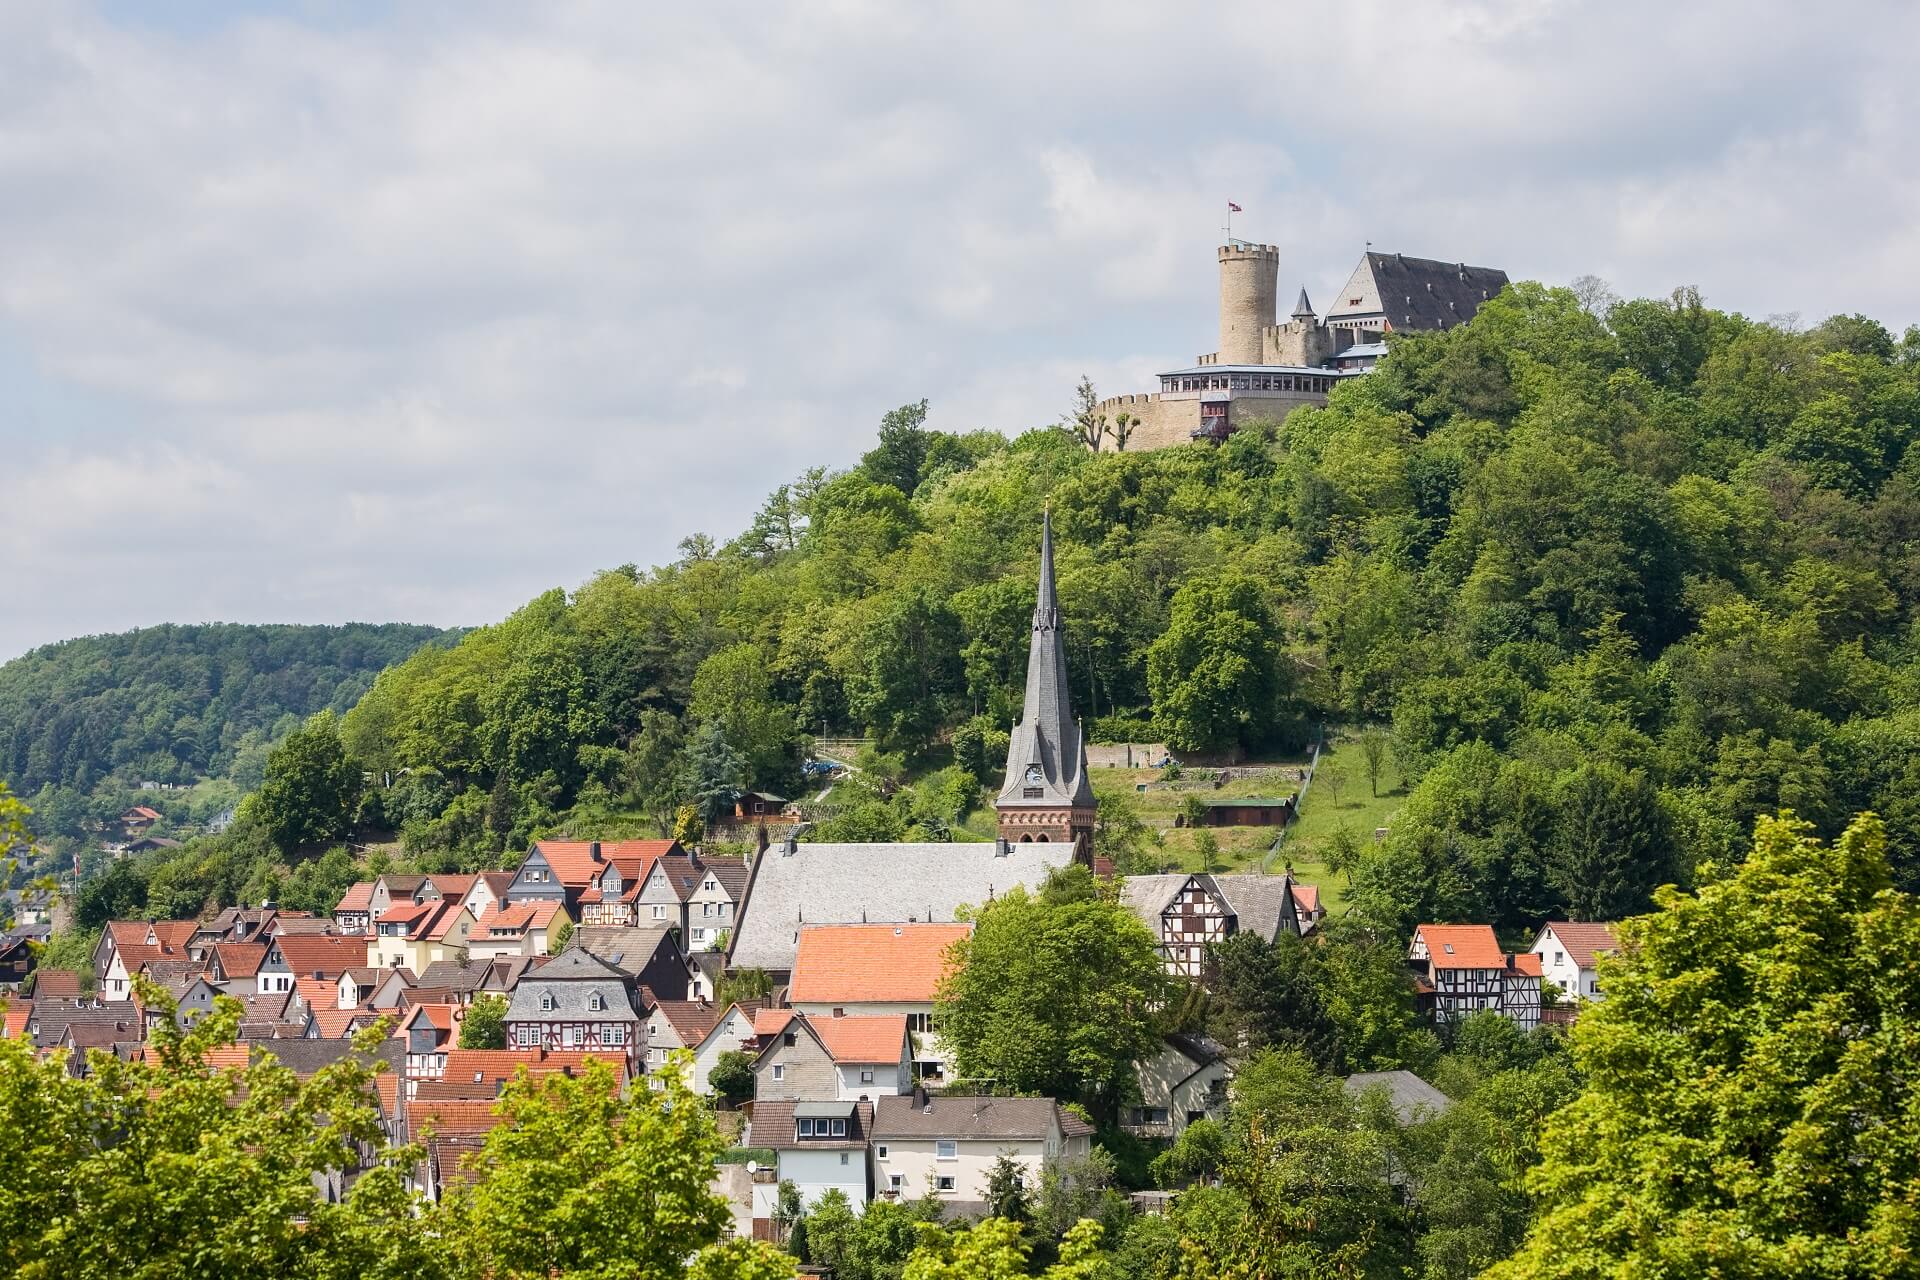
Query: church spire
xmin=996 ymin=512 xmax=1096 ymax=847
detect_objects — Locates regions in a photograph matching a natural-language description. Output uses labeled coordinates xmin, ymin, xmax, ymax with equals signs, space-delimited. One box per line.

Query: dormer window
xmin=540 ymin=993 xmax=556 ymax=1012
xmin=589 ymin=993 xmax=605 ymax=1012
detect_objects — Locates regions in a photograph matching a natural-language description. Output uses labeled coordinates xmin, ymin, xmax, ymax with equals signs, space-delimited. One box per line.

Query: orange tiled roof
xmin=309 ymin=1007 xmax=375 ymax=1038
xmin=1292 ymin=884 xmax=1321 ymax=914
xmin=789 ymin=923 xmax=969 ymax=1005
xmin=293 ymin=976 xmax=337 ymax=1012
xmin=4 ymin=1000 xmax=31 ymax=1039
xmin=410 ymin=1100 xmax=506 ymax=1138
xmin=528 ymin=840 xmax=681 ymax=888
xmin=1416 ymin=925 xmax=1506 ymax=971
xmin=810 ymin=1013 xmax=908 ymax=1064
xmin=335 ymin=882 xmax=376 ymax=913
xmin=1510 ymin=953 xmax=1543 ymax=977
xmin=752 ymin=1008 xmax=795 ymax=1038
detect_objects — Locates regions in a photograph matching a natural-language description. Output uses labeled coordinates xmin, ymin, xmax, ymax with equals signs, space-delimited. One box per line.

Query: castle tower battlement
xmin=1218 ymin=243 xmax=1279 ymax=365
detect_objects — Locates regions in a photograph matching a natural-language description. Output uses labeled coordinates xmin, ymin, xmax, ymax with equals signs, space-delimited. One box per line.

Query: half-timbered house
xmin=502 ymin=945 xmax=644 ymax=1072
xmin=1119 ymin=872 xmax=1319 ymax=980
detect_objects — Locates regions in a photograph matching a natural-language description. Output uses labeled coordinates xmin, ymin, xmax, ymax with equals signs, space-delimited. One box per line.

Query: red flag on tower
xmin=1227 ymin=201 xmax=1243 ymax=212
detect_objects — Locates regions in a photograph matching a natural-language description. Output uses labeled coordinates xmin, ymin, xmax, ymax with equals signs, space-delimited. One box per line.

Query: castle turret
xmin=1218 ymin=242 xmax=1279 ymax=365
xmin=995 ymin=512 xmax=1096 ymax=852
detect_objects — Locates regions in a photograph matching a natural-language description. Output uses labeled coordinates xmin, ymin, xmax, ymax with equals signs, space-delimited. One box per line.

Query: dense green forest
xmin=0 ymin=623 xmax=447 ymax=853
xmin=23 ymin=283 xmax=1920 ymax=939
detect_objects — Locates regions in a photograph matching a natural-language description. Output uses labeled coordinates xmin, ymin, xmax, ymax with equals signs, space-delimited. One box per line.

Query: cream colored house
xmin=371 ymin=900 xmax=474 ymax=972
xmin=869 ymin=1093 xmax=1093 ymax=1206
xmin=1127 ymin=1034 xmax=1231 ymax=1138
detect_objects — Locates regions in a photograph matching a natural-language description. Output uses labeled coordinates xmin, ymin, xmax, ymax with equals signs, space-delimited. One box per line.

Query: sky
xmin=4 ymin=0 xmax=1918 ymax=661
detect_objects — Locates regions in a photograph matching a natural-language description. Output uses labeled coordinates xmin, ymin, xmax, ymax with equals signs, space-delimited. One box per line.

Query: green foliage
xmin=1204 ymin=932 xmax=1342 ymax=1070
xmin=0 ymin=985 xmax=446 ymax=1280
xmin=456 ymin=993 xmax=508 ymax=1049
xmin=716 ymin=967 xmax=774 ymax=1009
xmin=247 ymin=711 xmax=362 ymax=852
xmin=937 ymin=885 xmax=1171 ymax=1115
xmin=1488 ymin=813 xmax=1920 ymax=1277
xmin=0 ymin=622 xmax=442 ymax=844
xmin=708 ymin=1050 xmax=756 ymax=1105
xmin=445 ymin=1057 xmax=794 ymax=1279
xmin=1147 ymin=574 xmax=1294 ymax=754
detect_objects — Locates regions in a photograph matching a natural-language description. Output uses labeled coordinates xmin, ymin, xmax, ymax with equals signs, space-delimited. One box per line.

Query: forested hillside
xmin=48 ymin=284 xmax=1920 ymax=933
xmin=0 ymin=623 xmax=447 ymax=851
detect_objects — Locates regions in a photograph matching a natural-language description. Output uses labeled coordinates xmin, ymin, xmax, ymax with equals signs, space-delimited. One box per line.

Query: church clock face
xmin=1025 ymin=765 xmax=1044 ymax=785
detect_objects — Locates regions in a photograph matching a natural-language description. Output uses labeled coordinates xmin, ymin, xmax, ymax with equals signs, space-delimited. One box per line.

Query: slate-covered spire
xmin=1292 ymin=287 xmax=1315 ymax=319
xmin=998 ymin=512 xmax=1096 ymax=813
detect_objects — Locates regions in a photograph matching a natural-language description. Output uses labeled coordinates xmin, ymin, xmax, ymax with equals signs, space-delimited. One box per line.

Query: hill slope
xmin=0 ymin=622 xmax=448 ymax=843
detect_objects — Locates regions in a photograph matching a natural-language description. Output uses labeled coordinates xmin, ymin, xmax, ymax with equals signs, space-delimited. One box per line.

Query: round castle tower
xmin=1218 ymin=242 xmax=1280 ymax=365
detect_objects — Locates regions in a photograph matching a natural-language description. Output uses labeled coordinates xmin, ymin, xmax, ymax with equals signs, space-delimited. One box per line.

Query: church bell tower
xmin=995 ymin=512 xmax=1097 ymax=852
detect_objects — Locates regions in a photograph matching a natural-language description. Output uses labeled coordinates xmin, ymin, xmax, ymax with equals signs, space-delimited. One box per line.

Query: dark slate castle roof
xmin=995 ymin=512 xmax=1095 ymax=812
xmin=1325 ymin=252 xmax=1510 ymax=332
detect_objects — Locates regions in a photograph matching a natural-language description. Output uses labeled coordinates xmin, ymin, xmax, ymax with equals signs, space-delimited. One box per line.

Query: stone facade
xmin=1095 ymin=240 xmax=1505 ymax=451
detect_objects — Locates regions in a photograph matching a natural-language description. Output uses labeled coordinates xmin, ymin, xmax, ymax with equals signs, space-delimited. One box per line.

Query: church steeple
xmin=997 ymin=511 xmax=1096 ymax=851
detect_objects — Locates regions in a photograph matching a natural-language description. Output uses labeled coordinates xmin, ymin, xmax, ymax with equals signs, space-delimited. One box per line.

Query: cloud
xmin=2 ymin=0 xmax=1917 ymax=657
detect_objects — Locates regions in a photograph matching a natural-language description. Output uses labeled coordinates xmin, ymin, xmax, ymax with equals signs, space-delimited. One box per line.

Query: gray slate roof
xmin=505 ymin=945 xmax=640 ymax=1022
xmin=995 ymin=513 xmax=1095 ymax=814
xmin=729 ymin=841 xmax=1072 ymax=973
xmin=572 ymin=925 xmax=675 ymax=972
xmin=1121 ymin=873 xmax=1306 ymax=942
xmin=698 ymin=858 xmax=751 ymax=903
xmin=872 ymin=1094 xmax=1092 ymax=1141
xmin=1324 ymin=251 xmax=1509 ymax=332
xmin=1344 ymin=1070 xmax=1453 ymax=1123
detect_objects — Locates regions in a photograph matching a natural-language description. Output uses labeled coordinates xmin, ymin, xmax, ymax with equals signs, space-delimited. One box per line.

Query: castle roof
xmin=996 ymin=512 xmax=1095 ymax=814
xmin=1292 ymin=287 xmax=1315 ymax=318
xmin=1324 ymin=251 xmax=1509 ymax=332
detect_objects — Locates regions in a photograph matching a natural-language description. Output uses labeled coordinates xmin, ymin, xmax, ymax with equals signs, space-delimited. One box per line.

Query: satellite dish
xmin=746 ymin=1161 xmax=759 ymax=1175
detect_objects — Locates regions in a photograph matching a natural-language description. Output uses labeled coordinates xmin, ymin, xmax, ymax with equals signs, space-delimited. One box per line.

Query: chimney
xmin=782 ymin=836 xmax=798 ymax=856
xmin=756 ymin=825 xmax=770 ymax=854
xmin=589 ymin=841 xmax=603 ymax=863
xmin=912 ymin=1083 xmax=929 ymax=1110
xmin=994 ymin=837 xmax=1011 ymax=858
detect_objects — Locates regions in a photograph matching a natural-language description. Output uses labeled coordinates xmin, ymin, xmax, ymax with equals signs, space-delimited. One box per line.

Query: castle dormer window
xmin=540 ymin=993 xmax=555 ymax=1012
xmin=589 ymin=993 xmax=605 ymax=1012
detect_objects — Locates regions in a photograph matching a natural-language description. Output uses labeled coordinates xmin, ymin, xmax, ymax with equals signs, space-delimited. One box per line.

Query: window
xmin=860 ymin=1069 xmax=874 ymax=1084
xmin=890 ymin=1174 xmax=904 ymax=1190
xmin=702 ymin=903 xmax=713 ymax=917
xmin=773 ymin=1064 xmax=785 ymax=1081
xmin=704 ymin=879 xmax=717 ymax=891
xmin=652 ymin=905 xmax=666 ymax=920
xmin=876 ymin=1144 xmax=889 ymax=1160
xmin=566 ymin=1025 xmax=583 ymax=1046
xmin=1022 ymin=786 xmax=1042 ymax=799
xmin=784 ymin=1032 xmax=797 ymax=1047
xmin=798 ymin=1118 xmax=814 ymax=1137
xmin=840 ymin=1152 xmax=849 ymax=1165
xmin=589 ymin=993 xmax=605 ymax=1012
xmin=831 ymin=1118 xmax=847 ymax=1136
xmin=692 ymin=928 xmax=706 ymax=943
xmin=607 ymin=1025 xmax=626 ymax=1045
xmin=936 ymin=1176 xmax=956 ymax=1192
xmin=540 ymin=993 xmax=555 ymax=1012
xmin=936 ymin=1141 xmax=957 ymax=1160
xmin=1554 ymin=951 xmax=1564 ymax=965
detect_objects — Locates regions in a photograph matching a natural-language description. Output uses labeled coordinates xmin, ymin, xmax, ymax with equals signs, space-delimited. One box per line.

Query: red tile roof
xmin=810 ymin=1013 xmax=909 ymax=1065
xmin=1540 ymin=921 xmax=1620 ymax=970
xmin=475 ymin=900 xmax=563 ymax=937
xmin=294 ymin=976 xmax=337 ymax=1014
xmin=32 ymin=970 xmax=81 ymax=999
xmin=789 ymin=923 xmax=969 ymax=1005
xmin=438 ymin=1048 xmax=625 ymax=1094
xmin=274 ymin=935 xmax=370 ymax=978
xmin=1292 ymin=884 xmax=1321 ymax=914
xmin=651 ymin=999 xmax=724 ymax=1044
xmin=1415 ymin=925 xmax=1506 ymax=971
xmin=1509 ymin=953 xmax=1543 ymax=977
xmin=212 ymin=942 xmax=267 ymax=979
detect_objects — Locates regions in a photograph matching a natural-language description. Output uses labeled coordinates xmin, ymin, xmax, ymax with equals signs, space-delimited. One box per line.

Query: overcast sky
xmin=4 ymin=1 xmax=1918 ymax=660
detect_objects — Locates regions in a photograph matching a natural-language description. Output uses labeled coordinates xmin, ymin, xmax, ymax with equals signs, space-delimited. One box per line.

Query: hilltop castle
xmin=1099 ymin=244 xmax=1510 ymax=451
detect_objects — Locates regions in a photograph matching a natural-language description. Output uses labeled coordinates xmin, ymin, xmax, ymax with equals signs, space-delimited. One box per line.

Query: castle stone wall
xmin=1218 ymin=244 xmax=1279 ymax=365
xmin=1094 ymin=393 xmax=1193 ymax=452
